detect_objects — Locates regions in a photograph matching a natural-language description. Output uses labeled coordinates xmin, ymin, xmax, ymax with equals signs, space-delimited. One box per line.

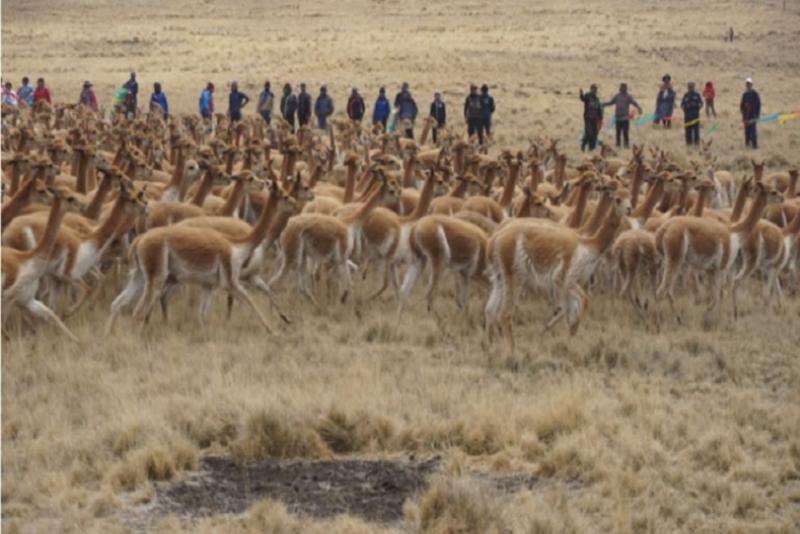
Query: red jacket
xmin=34 ymin=86 xmax=51 ymax=104
xmin=702 ymin=84 xmax=715 ymax=100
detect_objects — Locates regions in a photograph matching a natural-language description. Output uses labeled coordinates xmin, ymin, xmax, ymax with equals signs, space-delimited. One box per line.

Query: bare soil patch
xmin=138 ymin=456 xmax=439 ymax=525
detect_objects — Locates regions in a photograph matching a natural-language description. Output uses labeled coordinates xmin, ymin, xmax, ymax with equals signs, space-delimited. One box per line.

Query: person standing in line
xmin=680 ymin=81 xmax=704 ymax=146
xmin=199 ymin=82 xmax=215 ymax=120
xmin=394 ymin=82 xmax=418 ymax=139
xmin=604 ymin=83 xmax=643 ymax=149
xmin=150 ymin=82 xmax=169 ymax=120
xmin=346 ymin=87 xmax=365 ymax=123
xmin=314 ymin=85 xmax=334 ymax=130
xmin=78 ymin=81 xmax=98 ymax=112
xmin=740 ymin=77 xmax=761 ymax=149
xmin=228 ymin=81 xmax=250 ymax=122
xmin=702 ymin=81 xmax=717 ymax=118
xmin=654 ymin=74 xmax=676 ymax=128
xmin=429 ymin=91 xmax=446 ymax=144
xmin=579 ymin=84 xmax=603 ymax=151
xmin=464 ymin=84 xmax=484 ymax=144
xmin=297 ymin=83 xmax=312 ymax=127
xmin=480 ymin=84 xmax=495 ymax=139
xmin=258 ymin=81 xmax=274 ymax=125
xmin=372 ymin=87 xmax=391 ymax=129
xmin=2 ymin=82 xmax=19 ymax=106
xmin=280 ymin=83 xmax=297 ymax=131
xmin=33 ymin=78 xmax=51 ymax=106
xmin=123 ymin=72 xmax=138 ymax=117
xmin=17 ymin=77 xmax=33 ymax=107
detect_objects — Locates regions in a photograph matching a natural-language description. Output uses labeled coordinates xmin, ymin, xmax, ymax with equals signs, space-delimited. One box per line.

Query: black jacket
xmin=480 ymin=94 xmax=495 ymax=120
xmin=680 ymin=91 xmax=703 ymax=120
xmin=580 ymin=91 xmax=602 ymax=121
xmin=297 ymin=91 xmax=312 ymax=118
xmin=430 ymin=101 xmax=446 ymax=126
xmin=740 ymin=89 xmax=761 ymax=120
xmin=347 ymin=95 xmax=366 ymax=120
xmin=281 ymin=93 xmax=297 ymax=118
xmin=464 ymin=94 xmax=482 ymax=120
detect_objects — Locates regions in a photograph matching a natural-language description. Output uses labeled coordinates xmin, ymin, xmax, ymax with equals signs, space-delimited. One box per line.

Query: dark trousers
xmin=615 ymin=119 xmax=630 ymax=147
xmin=483 ymin=118 xmax=492 ymax=137
xmin=468 ymin=118 xmax=484 ymax=144
xmin=284 ymin=113 xmax=295 ymax=132
xmin=581 ymin=118 xmax=599 ymax=151
xmin=705 ymin=99 xmax=716 ymax=117
xmin=685 ymin=122 xmax=700 ymax=145
xmin=745 ymin=122 xmax=758 ymax=148
xmin=259 ymin=111 xmax=270 ymax=125
xmin=432 ymin=122 xmax=445 ymax=144
xmin=298 ymin=114 xmax=310 ymax=126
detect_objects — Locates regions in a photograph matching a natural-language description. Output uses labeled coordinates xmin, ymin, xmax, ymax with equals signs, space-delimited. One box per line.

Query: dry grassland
xmin=2 ymin=0 xmax=800 ymax=532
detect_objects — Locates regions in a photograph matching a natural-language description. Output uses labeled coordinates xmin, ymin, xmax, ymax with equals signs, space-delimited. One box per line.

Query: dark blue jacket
xmin=680 ymin=90 xmax=703 ymax=120
xmin=297 ymin=91 xmax=312 ymax=118
xmin=150 ymin=92 xmax=169 ymax=116
xmin=480 ymin=94 xmax=495 ymax=120
xmin=315 ymin=94 xmax=334 ymax=117
xmin=740 ymin=89 xmax=761 ymax=120
xmin=430 ymin=101 xmax=446 ymax=126
xmin=373 ymin=95 xmax=391 ymax=123
xmin=125 ymin=79 xmax=139 ymax=97
xmin=394 ymin=91 xmax=418 ymax=120
xmin=229 ymin=90 xmax=250 ymax=118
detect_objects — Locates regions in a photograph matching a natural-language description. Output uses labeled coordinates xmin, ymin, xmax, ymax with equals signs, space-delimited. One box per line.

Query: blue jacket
xmin=150 ymin=92 xmax=168 ymax=116
xmin=199 ymin=89 xmax=214 ymax=116
xmin=125 ymin=79 xmax=139 ymax=97
xmin=315 ymin=94 xmax=334 ymax=117
xmin=17 ymin=84 xmax=34 ymax=107
xmin=373 ymin=95 xmax=391 ymax=122
xmin=680 ymin=91 xmax=703 ymax=120
xmin=655 ymin=85 xmax=676 ymax=120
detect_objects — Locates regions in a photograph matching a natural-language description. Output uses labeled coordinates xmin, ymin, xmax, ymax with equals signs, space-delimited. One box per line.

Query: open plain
xmin=2 ymin=0 xmax=800 ymax=532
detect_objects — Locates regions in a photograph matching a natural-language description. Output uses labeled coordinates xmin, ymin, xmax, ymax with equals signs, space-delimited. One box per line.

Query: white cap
xmin=745 ymin=77 xmax=753 ymax=84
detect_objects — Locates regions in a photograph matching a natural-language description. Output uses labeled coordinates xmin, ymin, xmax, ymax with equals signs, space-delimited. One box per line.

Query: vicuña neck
xmin=630 ymin=161 xmax=645 ymax=208
xmin=500 ymin=162 xmax=521 ymax=209
xmin=731 ymin=188 xmax=766 ymax=234
xmin=84 ymin=173 xmax=115 ymax=220
xmin=582 ymin=205 xmax=622 ymax=255
xmin=730 ymin=182 xmax=751 ymax=223
xmin=691 ymin=188 xmax=710 ymax=217
xmin=219 ymin=178 xmax=247 ymax=217
xmin=190 ymin=168 xmax=217 ymax=207
xmin=344 ymin=162 xmax=358 ymax=203
xmin=566 ymin=182 xmax=592 ymax=228
xmin=344 ymin=181 xmax=387 ymax=225
xmin=631 ymin=177 xmax=664 ymax=222
xmin=32 ymin=196 xmax=65 ymax=258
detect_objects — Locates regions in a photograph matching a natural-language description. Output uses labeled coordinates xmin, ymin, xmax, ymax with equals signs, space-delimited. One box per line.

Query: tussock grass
xmin=405 ymin=475 xmax=506 ymax=533
xmin=231 ymin=410 xmax=331 ymax=462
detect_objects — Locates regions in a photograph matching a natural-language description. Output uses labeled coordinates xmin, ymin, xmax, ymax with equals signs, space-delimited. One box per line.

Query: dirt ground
xmin=2 ymin=0 xmax=800 ymax=532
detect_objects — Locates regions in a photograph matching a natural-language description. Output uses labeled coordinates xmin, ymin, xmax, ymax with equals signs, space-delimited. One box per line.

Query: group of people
xmin=2 ymin=71 xmax=766 ymax=151
xmin=192 ymin=80 xmax=497 ymax=145
xmin=579 ymin=76 xmax=763 ymax=151
xmin=1 ymin=77 xmax=52 ymax=108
